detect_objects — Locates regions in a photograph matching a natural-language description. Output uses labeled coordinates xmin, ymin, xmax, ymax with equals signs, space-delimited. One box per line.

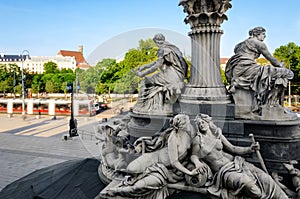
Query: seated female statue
xmin=225 ymin=27 xmax=293 ymax=114
xmin=191 ymin=113 xmax=289 ymax=199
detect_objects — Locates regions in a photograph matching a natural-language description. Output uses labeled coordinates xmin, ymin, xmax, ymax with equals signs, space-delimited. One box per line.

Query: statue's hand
xmin=136 ymin=71 xmax=144 ymax=78
xmin=279 ymin=62 xmax=285 ymax=68
xmin=194 ymin=163 xmax=207 ymax=174
xmin=250 ymin=141 xmax=260 ymax=151
xmin=189 ymin=164 xmax=206 ymax=176
xmin=134 ymin=143 xmax=143 ymax=153
xmin=190 ymin=168 xmax=200 ymax=176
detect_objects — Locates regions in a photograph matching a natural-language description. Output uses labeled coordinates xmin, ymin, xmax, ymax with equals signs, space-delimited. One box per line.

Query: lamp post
xmin=21 ymin=50 xmax=30 ymax=120
xmin=75 ymin=71 xmax=80 ymax=93
xmin=288 ymin=49 xmax=293 ymax=107
xmin=13 ymin=70 xmax=16 ymax=99
xmin=66 ymin=81 xmax=78 ymax=137
xmin=288 ymin=64 xmax=292 ymax=107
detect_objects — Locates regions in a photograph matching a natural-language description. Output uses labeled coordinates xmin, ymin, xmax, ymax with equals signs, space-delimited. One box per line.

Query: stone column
xmin=179 ymin=0 xmax=232 ymax=104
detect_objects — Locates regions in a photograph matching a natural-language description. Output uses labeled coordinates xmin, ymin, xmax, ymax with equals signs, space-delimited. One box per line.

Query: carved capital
xmin=179 ymin=0 xmax=232 ymax=29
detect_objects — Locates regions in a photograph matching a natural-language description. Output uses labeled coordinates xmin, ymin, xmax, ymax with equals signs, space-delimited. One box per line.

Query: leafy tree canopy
xmin=274 ymin=42 xmax=300 ymax=93
xmin=43 ymin=61 xmax=59 ymax=74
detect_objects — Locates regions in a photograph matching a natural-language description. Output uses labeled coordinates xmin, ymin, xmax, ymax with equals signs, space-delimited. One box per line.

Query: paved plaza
xmin=0 ymin=114 xmax=104 ymax=191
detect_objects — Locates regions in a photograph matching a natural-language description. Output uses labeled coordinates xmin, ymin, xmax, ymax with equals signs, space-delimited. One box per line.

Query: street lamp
xmin=13 ymin=69 xmax=16 ymax=99
xmin=66 ymin=81 xmax=78 ymax=137
xmin=288 ymin=64 xmax=292 ymax=107
xmin=288 ymin=49 xmax=293 ymax=107
xmin=21 ymin=50 xmax=30 ymax=120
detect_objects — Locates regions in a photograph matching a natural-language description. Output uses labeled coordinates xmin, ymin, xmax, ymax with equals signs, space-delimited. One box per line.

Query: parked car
xmin=97 ymin=102 xmax=108 ymax=110
xmin=90 ymin=104 xmax=97 ymax=116
xmin=94 ymin=103 xmax=101 ymax=114
xmin=94 ymin=102 xmax=108 ymax=114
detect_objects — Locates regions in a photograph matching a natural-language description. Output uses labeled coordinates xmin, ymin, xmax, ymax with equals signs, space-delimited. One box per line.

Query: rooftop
xmin=57 ymin=50 xmax=88 ymax=67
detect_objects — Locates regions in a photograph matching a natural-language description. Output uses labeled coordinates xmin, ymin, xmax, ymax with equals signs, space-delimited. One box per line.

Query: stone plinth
xmin=127 ymin=112 xmax=172 ymax=138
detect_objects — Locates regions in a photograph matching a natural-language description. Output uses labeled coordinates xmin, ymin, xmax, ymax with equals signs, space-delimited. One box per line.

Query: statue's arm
xmin=190 ymin=139 xmax=211 ymax=174
xmin=136 ymin=57 xmax=163 ymax=77
xmin=102 ymin=144 xmax=115 ymax=155
xmin=259 ymin=42 xmax=283 ymax=67
xmin=168 ymin=132 xmax=196 ymax=176
xmin=137 ymin=61 xmax=155 ymax=72
xmin=190 ymin=139 xmax=202 ymax=166
xmin=221 ymin=134 xmax=253 ymax=155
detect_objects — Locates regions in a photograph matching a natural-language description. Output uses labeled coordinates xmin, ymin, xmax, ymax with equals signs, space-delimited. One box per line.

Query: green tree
xmin=113 ymin=70 xmax=139 ymax=94
xmin=45 ymin=79 xmax=60 ymax=93
xmin=220 ymin=68 xmax=228 ymax=85
xmin=0 ymin=64 xmax=9 ymax=81
xmin=60 ymin=68 xmax=73 ymax=73
xmin=59 ymin=73 xmax=75 ymax=86
xmin=31 ymin=74 xmax=44 ymax=95
xmin=14 ymin=84 xmax=22 ymax=96
xmin=0 ymin=64 xmax=23 ymax=94
xmin=97 ymin=59 xmax=121 ymax=93
xmin=77 ymin=66 xmax=103 ymax=94
xmin=274 ymin=42 xmax=300 ymax=93
xmin=0 ymin=80 xmax=10 ymax=97
xmin=111 ymin=38 xmax=158 ymax=94
xmin=99 ymin=59 xmax=120 ymax=83
xmin=61 ymin=82 xmax=68 ymax=99
xmin=96 ymin=83 xmax=110 ymax=94
xmin=117 ymin=39 xmax=157 ymax=77
xmin=138 ymin=38 xmax=157 ymax=51
xmin=44 ymin=61 xmax=59 ymax=74
xmin=24 ymin=69 xmax=34 ymax=93
xmin=256 ymin=58 xmax=270 ymax=66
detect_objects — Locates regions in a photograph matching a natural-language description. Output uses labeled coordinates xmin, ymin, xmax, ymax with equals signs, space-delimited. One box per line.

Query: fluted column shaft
xmin=189 ymin=31 xmax=223 ymax=88
xmin=180 ymin=28 xmax=230 ymax=103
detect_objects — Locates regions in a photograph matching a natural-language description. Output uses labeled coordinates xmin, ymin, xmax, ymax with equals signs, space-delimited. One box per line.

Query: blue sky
xmin=1 ymin=0 xmax=300 ymax=62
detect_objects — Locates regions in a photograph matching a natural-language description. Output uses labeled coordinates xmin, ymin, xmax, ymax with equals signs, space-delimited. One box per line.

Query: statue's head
xmin=171 ymin=114 xmax=190 ymax=130
xmin=248 ymin=26 xmax=266 ymax=37
xmin=195 ymin=114 xmax=211 ymax=132
xmin=195 ymin=113 xmax=220 ymax=135
xmin=153 ymin=33 xmax=165 ymax=45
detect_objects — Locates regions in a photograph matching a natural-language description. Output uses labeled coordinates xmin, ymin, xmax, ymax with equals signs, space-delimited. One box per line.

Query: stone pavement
xmin=0 ymin=114 xmax=102 ymax=191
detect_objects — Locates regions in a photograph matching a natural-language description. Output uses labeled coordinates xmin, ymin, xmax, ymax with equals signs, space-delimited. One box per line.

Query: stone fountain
xmin=95 ymin=0 xmax=300 ymax=198
xmin=1 ymin=1 xmax=300 ymax=199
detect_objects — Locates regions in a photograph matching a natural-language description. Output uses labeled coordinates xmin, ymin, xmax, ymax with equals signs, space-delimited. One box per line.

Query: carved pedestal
xmin=127 ymin=112 xmax=171 ymax=137
xmin=223 ymin=119 xmax=300 ymax=173
xmin=232 ymin=88 xmax=297 ymax=120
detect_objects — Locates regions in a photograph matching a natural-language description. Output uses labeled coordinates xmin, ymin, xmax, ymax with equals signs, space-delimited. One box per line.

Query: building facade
xmin=0 ymin=54 xmax=76 ymax=74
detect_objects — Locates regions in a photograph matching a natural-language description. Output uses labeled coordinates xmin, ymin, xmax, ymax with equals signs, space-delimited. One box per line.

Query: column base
xmin=180 ymin=85 xmax=232 ymax=104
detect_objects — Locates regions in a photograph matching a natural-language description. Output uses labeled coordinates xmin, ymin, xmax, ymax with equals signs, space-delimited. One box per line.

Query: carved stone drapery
xmin=179 ymin=0 xmax=232 ymax=104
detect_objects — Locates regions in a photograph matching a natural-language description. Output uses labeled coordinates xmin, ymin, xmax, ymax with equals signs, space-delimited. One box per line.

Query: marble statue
xmin=96 ymin=113 xmax=292 ymax=199
xmin=284 ymin=160 xmax=300 ymax=199
xmin=1 ymin=2 xmax=299 ymax=199
xmin=126 ymin=114 xmax=196 ymax=175
xmin=225 ymin=27 xmax=294 ymax=119
xmin=98 ymin=114 xmax=199 ymax=198
xmin=192 ymin=113 xmax=290 ymax=199
xmin=97 ymin=117 xmax=131 ymax=171
xmin=95 ymin=2 xmax=300 ymax=199
xmin=133 ymin=33 xmax=188 ymax=115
